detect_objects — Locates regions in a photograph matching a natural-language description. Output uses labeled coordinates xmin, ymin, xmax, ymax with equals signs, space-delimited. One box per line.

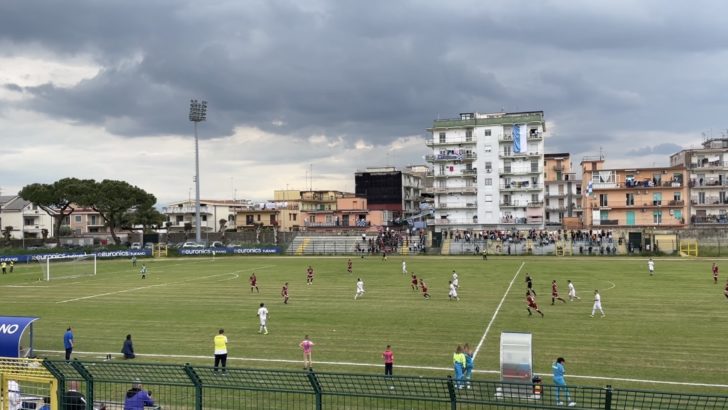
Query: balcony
xmin=430 ymin=186 xmax=477 ymax=194
xmin=688 ymin=161 xmax=728 ymax=170
xmin=163 ymin=206 xmax=212 ymax=214
xmin=500 ymin=151 xmax=541 ymax=158
xmin=425 ymin=138 xmax=476 ymax=147
xmin=668 ymin=200 xmax=685 ymax=206
xmin=425 ymin=152 xmax=477 ymax=162
xmin=690 ymin=180 xmax=728 ymax=188
xmin=499 ymin=134 xmax=513 ymax=142
xmin=691 ymin=199 xmax=728 ymax=207
xmin=527 ymin=201 xmax=544 ymax=208
xmin=500 ymin=168 xmax=542 ymax=176
xmin=438 ymin=203 xmax=477 ymax=209
xmin=599 ymin=219 xmax=620 ymax=226
xmin=433 ymin=218 xmax=478 ymax=226
xmin=500 ymin=183 xmax=542 ymax=191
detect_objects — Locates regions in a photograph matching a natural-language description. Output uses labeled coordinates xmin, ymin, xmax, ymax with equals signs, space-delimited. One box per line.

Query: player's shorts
xmin=528 ymin=303 xmax=538 ymax=309
xmin=552 ymin=292 xmax=559 ymax=297
xmin=568 ymin=291 xmax=576 ymax=297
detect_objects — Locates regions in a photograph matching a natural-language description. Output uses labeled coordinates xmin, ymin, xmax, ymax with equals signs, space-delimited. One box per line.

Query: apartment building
xmin=163 ymin=199 xmax=249 ymax=233
xmin=544 ymin=153 xmax=582 ymax=226
xmin=426 ymin=111 xmax=546 ymax=232
xmin=354 ymin=166 xmax=427 ymax=225
xmin=0 ymin=196 xmax=54 ymax=239
xmin=670 ymin=138 xmax=728 ymax=225
xmin=581 ymin=158 xmax=688 ymax=228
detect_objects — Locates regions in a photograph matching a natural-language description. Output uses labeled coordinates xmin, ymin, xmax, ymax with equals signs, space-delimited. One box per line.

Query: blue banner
xmin=0 ymin=316 xmax=38 ymax=358
xmin=0 ymin=249 xmax=152 ymax=263
xmin=178 ymin=247 xmax=280 ymax=256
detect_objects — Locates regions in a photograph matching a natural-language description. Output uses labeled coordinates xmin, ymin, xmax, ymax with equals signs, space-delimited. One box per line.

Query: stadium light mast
xmin=189 ymin=99 xmax=207 ymax=244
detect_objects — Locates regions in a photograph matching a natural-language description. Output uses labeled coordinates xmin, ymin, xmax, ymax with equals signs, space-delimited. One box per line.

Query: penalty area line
xmin=472 ymin=261 xmax=525 ymax=361
xmin=34 ymin=349 xmax=728 ymax=389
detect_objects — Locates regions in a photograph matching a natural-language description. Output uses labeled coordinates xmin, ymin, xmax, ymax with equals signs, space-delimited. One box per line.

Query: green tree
xmin=132 ymin=204 xmax=166 ymax=234
xmin=80 ymin=180 xmax=157 ymax=245
xmin=19 ymin=178 xmax=93 ymax=245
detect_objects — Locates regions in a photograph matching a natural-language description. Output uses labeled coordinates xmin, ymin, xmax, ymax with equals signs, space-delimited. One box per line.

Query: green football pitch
xmin=1 ymin=255 xmax=726 ymax=394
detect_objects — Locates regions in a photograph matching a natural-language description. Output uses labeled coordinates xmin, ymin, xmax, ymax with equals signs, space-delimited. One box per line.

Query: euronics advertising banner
xmin=0 ymin=249 xmax=152 ymax=263
xmin=178 ymin=247 xmax=280 ymax=255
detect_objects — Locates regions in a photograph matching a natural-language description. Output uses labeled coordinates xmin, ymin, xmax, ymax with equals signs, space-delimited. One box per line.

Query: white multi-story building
xmin=0 ymin=196 xmax=55 ymax=239
xmin=670 ymin=137 xmax=728 ymax=225
xmin=426 ymin=111 xmax=546 ymax=232
xmin=162 ymin=199 xmax=250 ymax=233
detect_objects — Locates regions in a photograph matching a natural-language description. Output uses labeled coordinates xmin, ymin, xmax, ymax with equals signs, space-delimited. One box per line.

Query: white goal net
xmin=41 ymin=254 xmax=97 ymax=281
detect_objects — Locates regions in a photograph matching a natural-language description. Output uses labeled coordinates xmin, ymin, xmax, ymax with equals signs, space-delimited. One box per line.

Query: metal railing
xmin=31 ymin=360 xmax=728 ymax=410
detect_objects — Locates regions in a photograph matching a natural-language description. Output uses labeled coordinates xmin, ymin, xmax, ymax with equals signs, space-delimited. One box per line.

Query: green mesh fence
xmin=39 ymin=360 xmax=728 ymax=410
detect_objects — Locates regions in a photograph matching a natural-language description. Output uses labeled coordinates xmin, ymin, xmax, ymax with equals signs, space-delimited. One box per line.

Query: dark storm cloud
xmin=2 ymin=0 xmax=728 ymax=148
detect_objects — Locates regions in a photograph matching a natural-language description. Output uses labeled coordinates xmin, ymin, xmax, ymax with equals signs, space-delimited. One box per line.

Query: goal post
xmin=41 ymin=254 xmax=97 ymax=281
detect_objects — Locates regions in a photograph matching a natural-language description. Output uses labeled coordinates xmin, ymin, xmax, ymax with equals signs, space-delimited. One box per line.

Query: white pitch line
xmin=603 ymin=280 xmax=616 ymax=291
xmin=472 ymin=261 xmax=526 ymax=360
xmin=34 ymin=349 xmax=728 ymax=389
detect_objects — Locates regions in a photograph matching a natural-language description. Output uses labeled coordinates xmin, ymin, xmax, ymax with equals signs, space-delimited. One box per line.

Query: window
xmin=439 ymin=132 xmax=446 ymax=143
xmin=90 ymin=216 xmax=99 ymax=225
xmin=504 ymin=160 xmax=511 ymax=173
xmin=653 ymin=210 xmax=662 ymax=224
xmin=201 ymin=215 xmax=207 ymax=222
xmin=652 ymin=192 xmax=662 ymax=206
xmin=484 ymin=129 xmax=491 ymax=136
xmin=674 ymin=192 xmax=681 ymax=201
xmin=600 ymin=210 xmax=609 ymax=220
xmin=484 ymin=178 xmax=493 ymax=186
xmin=699 ymin=192 xmax=706 ymax=204
xmin=292 ymin=213 xmax=297 ymax=221
xmin=75 ymin=215 xmax=82 ymax=222
xmin=530 ymin=159 xmax=539 ymax=173
xmin=465 ymin=129 xmax=473 ymax=141
xmin=599 ymin=194 xmax=608 ymax=207
xmin=309 ymin=215 xmax=315 ymax=223
xmin=485 ymin=195 xmax=493 ymax=202
xmin=484 ymin=145 xmax=492 ymax=153
xmin=256 ymin=215 xmax=261 ymax=221
xmin=24 ymin=218 xmax=34 ymax=226
xmin=176 ymin=216 xmax=183 ymax=223
xmin=246 ymin=215 xmax=254 ymax=225
xmin=270 ymin=215 xmax=276 ymax=225
xmin=485 ymin=161 xmax=492 ymax=172
xmin=532 ymin=194 xmax=539 ymax=203
xmin=626 ymin=193 xmax=634 ymax=206
xmin=503 ymin=146 xmax=511 ymax=156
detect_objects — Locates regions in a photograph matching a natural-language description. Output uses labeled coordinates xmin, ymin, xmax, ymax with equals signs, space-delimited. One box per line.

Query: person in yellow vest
xmin=214 ymin=329 xmax=228 ymax=373
xmin=453 ymin=345 xmax=466 ymax=389
xmin=1 ymin=261 xmax=7 ymax=274
xmin=9 ymin=261 xmax=14 ymax=273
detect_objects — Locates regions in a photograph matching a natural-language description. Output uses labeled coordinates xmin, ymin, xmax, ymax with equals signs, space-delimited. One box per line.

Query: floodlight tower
xmin=189 ymin=99 xmax=207 ymax=244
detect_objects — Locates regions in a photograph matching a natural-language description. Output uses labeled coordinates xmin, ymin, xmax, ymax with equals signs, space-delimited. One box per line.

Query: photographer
xmin=124 ymin=381 xmax=154 ymax=410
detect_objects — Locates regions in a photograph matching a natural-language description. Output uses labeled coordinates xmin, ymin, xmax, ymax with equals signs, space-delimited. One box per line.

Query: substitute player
xmin=306 ymin=266 xmax=314 ymax=285
xmin=567 ymin=280 xmax=581 ymax=301
xmin=355 ymin=278 xmax=366 ymax=300
xmin=591 ymin=290 xmax=605 ymax=317
xmin=551 ymin=280 xmax=567 ymax=305
xmin=250 ymin=272 xmax=259 ymax=293
xmin=526 ymin=291 xmax=544 ymax=317
xmin=281 ymin=282 xmax=289 ymax=304
xmin=257 ymin=303 xmax=269 ymax=334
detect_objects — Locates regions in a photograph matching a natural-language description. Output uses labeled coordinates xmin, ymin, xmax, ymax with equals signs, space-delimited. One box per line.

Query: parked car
xmin=181 ymin=242 xmax=204 ymax=248
xmin=210 ymin=241 xmax=225 ymax=248
xmin=130 ymin=242 xmax=142 ymax=250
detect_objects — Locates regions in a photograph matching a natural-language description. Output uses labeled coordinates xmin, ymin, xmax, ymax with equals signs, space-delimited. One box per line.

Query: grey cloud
xmin=625 ymin=143 xmax=684 ymax=157
xmin=3 ymin=83 xmax=22 ymax=92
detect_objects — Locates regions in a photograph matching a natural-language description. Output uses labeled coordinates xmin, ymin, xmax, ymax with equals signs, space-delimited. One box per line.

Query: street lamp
xmin=189 ymin=99 xmax=207 ymax=244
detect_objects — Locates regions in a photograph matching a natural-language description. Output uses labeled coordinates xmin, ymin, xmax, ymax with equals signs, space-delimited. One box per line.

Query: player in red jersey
xmin=281 ymin=282 xmax=289 ymax=304
xmin=724 ymin=279 xmax=728 ymax=300
xmin=551 ymin=280 xmax=567 ymax=305
xmin=411 ymin=273 xmax=418 ymax=291
xmin=347 ymin=259 xmax=353 ymax=274
xmin=712 ymin=263 xmax=719 ymax=284
xmin=419 ymin=279 xmax=430 ymax=299
xmin=306 ymin=266 xmax=314 ymax=285
xmin=249 ymin=273 xmax=259 ymax=293
xmin=527 ymin=291 xmax=544 ymax=317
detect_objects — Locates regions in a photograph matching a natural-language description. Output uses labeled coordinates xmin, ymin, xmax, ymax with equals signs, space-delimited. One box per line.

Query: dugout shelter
xmin=0 ymin=316 xmax=39 ymax=358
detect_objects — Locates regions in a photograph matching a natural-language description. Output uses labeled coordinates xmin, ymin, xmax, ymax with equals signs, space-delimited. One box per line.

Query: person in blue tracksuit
xmin=552 ymin=357 xmax=575 ymax=407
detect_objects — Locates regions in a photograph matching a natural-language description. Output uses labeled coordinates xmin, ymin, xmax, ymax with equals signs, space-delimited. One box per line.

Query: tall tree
xmin=19 ymin=178 xmax=93 ymax=245
xmin=80 ymin=180 xmax=156 ymax=245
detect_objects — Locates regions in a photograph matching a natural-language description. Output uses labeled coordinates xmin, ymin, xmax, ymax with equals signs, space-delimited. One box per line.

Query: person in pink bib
xmin=300 ymin=335 xmax=315 ymax=370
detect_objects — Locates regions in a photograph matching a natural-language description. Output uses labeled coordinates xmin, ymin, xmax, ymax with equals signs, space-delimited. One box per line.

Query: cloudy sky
xmin=1 ymin=0 xmax=726 ymax=205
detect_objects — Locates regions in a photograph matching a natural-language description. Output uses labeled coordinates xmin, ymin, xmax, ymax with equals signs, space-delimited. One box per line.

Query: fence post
xmin=306 ymin=368 xmax=323 ymax=410
xmin=184 ymin=363 xmax=203 ymax=410
xmin=446 ymin=375 xmax=457 ymax=410
xmin=603 ymin=384 xmax=613 ymax=410
xmin=70 ymin=360 xmax=94 ymax=410
xmin=42 ymin=360 xmax=66 ymax=409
